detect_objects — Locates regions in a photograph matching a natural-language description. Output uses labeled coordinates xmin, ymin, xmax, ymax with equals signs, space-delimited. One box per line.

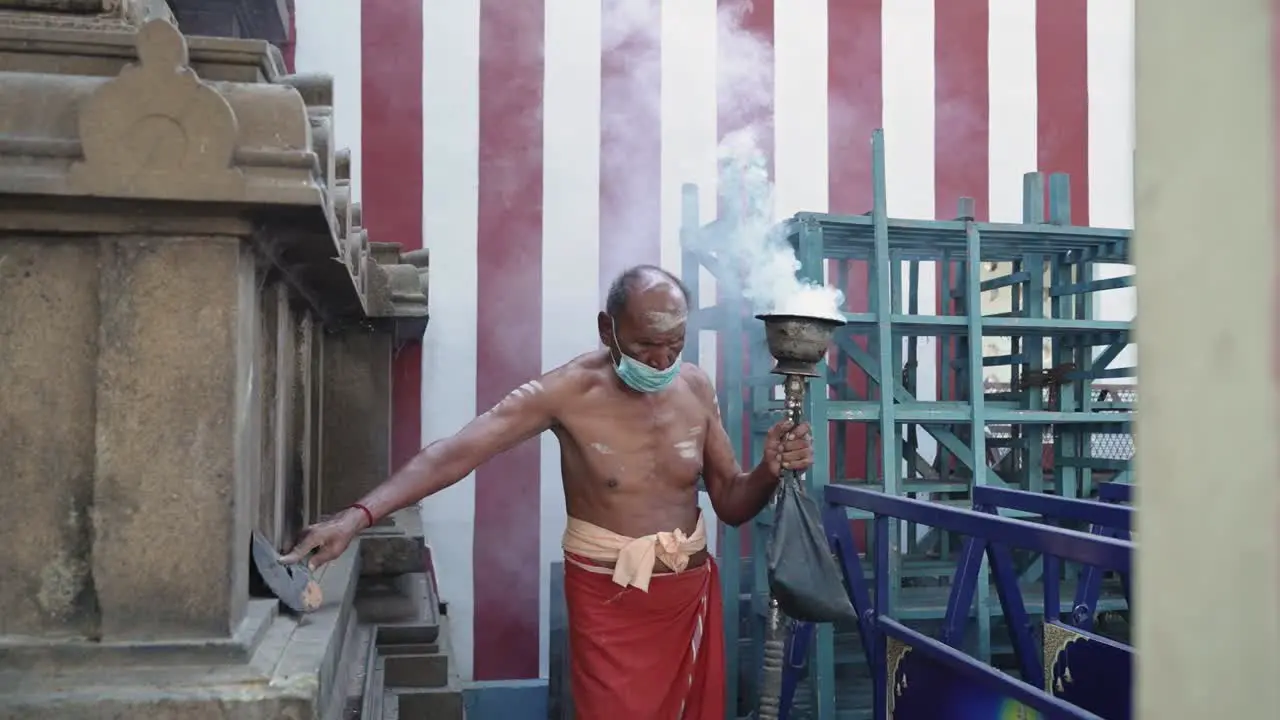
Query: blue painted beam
xmin=824 ymin=485 xmax=1131 ymax=573
xmin=972 ymin=486 xmax=1133 ymax=530
xmin=878 ymin=619 xmax=1104 ymax=720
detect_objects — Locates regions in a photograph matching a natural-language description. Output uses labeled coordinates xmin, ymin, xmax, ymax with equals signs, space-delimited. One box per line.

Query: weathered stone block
xmin=360 ymin=533 xmax=427 ymax=577
xmin=319 ymin=329 xmax=392 ymax=514
xmin=0 ymin=237 xmax=101 ymax=638
xmin=92 ymin=235 xmax=256 ymax=640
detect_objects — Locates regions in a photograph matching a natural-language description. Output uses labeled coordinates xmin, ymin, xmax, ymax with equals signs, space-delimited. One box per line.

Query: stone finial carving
xmin=70 ymin=19 xmax=244 ymax=197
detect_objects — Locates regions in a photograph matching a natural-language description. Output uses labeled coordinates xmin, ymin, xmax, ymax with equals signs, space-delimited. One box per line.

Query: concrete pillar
xmin=1135 ymin=0 xmax=1280 ymax=714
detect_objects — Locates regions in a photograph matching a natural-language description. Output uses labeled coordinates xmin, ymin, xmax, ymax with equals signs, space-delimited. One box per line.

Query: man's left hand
xmin=764 ymin=420 xmax=814 ymax=478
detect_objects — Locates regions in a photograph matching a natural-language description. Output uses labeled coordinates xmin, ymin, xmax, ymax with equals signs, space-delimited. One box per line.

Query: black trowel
xmin=250 ymin=531 xmax=323 ymax=614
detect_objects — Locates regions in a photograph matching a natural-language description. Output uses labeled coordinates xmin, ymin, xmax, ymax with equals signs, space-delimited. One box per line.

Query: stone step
xmin=357 ymin=572 xmax=437 ymax=625
xmin=376 ymin=621 xmax=440 ymax=647
xmin=393 ymin=686 xmax=464 ymax=720
xmin=384 ymin=613 xmax=463 ymax=720
xmin=382 ymin=652 xmax=449 ymax=689
xmin=380 ymin=643 xmax=439 ymax=656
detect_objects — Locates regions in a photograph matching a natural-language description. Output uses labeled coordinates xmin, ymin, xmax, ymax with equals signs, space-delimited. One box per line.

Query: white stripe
xmin=420 ymin=0 xmax=480 ymax=681
xmin=660 ymin=0 xmax=718 ymax=275
xmin=659 ymin=0 xmax=719 ymax=382
xmin=774 ymin=0 xmax=830 ymax=219
xmin=881 ymin=2 xmax=938 ymax=469
xmin=988 ymin=0 xmax=1039 ymax=225
xmin=540 ymin=0 xmax=603 ymax=678
xmin=1087 ymin=0 xmax=1137 ymax=381
xmin=291 ymin=0 xmax=363 ymax=204
xmin=775 ymin=0 xmax=836 ymax=412
xmin=987 ymin=0 xmax=1039 ymax=387
xmin=661 ymin=0 xmax=721 ymax=542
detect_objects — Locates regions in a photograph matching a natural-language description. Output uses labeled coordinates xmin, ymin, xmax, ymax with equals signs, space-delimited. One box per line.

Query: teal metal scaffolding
xmin=680 ymin=130 xmax=1136 ymax=718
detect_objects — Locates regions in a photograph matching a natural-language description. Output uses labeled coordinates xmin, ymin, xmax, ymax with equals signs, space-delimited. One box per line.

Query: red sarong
xmin=564 ymin=553 xmax=725 ymax=720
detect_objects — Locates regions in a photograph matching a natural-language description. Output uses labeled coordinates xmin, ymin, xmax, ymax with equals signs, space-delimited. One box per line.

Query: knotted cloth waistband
xmin=561 ymin=513 xmax=708 ymax=593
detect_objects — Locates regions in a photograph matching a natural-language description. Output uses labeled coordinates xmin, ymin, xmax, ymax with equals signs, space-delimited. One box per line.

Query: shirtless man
xmin=282 ymin=264 xmax=814 ymax=719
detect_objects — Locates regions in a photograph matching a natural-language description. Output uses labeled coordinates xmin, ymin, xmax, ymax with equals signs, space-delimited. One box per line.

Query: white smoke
xmin=599 ymin=0 xmax=846 ymax=321
xmin=708 ymin=127 xmax=845 ymax=320
xmin=695 ymin=4 xmax=846 ymax=321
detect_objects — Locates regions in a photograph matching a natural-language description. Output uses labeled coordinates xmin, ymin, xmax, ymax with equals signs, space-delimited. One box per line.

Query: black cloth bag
xmin=766 ymin=473 xmax=858 ymax=624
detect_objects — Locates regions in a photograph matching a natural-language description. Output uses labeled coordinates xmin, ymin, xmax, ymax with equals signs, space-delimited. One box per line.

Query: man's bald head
xmin=604 ymin=265 xmax=691 ymax=320
xmin=599 ymin=265 xmax=691 ymax=371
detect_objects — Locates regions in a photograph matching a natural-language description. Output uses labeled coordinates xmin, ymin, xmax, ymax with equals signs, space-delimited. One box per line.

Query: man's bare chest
xmin=557 ymin=391 xmax=709 ymax=482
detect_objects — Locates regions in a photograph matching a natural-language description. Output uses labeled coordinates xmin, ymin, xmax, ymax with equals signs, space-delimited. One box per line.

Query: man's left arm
xmin=686 ymin=366 xmax=813 ymax=526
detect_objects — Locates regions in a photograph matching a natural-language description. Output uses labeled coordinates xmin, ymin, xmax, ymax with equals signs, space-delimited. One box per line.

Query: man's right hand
xmin=279 ymin=508 xmax=367 ymax=569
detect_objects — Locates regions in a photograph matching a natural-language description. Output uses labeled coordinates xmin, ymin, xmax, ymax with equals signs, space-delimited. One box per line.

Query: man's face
xmin=600 ymin=283 xmax=687 ymax=371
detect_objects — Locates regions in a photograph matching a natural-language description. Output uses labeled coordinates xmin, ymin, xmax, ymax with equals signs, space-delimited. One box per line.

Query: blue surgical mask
xmin=610 ymin=318 xmax=681 ymax=393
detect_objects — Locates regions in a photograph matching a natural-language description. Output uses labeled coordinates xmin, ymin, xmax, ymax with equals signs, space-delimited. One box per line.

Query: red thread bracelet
xmin=350 ymin=503 xmax=375 ymax=529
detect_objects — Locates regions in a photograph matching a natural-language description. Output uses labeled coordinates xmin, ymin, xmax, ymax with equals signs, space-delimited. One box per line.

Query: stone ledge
xmin=0 ymin=598 xmax=278 ymax=672
xmin=0 ymin=17 xmax=429 ymax=337
xmin=0 ymin=543 xmax=364 ymax=719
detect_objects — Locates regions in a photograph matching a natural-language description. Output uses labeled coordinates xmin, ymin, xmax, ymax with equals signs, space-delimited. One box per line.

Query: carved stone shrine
xmin=0 ymin=2 xmax=457 ymax=717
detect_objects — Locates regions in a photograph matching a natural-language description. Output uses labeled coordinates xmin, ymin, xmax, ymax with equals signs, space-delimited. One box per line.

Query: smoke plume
xmin=711 ymin=126 xmax=845 ymax=320
xmin=686 ymin=2 xmax=846 ymax=321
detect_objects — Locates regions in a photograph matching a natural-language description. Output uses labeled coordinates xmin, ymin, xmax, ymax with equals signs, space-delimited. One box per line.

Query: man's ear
xmin=596 ymin=311 xmax=612 ymax=347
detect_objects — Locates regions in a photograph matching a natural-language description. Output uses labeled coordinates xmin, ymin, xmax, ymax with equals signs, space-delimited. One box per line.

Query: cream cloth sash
xmin=561 ymin=512 xmax=708 ymax=593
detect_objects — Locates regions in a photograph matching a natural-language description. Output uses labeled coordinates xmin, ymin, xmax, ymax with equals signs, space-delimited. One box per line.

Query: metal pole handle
xmin=760 ymin=373 xmax=807 ymax=720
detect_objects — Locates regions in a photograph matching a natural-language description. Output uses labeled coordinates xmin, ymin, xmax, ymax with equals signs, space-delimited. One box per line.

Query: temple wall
xmin=293 ymin=0 xmax=1139 ymax=681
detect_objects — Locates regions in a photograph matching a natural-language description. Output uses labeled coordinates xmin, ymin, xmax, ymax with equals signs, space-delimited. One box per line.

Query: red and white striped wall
xmin=291 ymin=0 xmax=1136 ymax=683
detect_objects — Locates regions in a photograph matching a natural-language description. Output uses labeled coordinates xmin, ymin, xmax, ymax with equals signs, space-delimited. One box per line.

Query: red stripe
xmin=281 ymin=0 xmax=296 ymax=73
xmin=599 ymin=0 xmax=663 ymax=298
xmin=934 ymin=0 xmax=989 ymax=424
xmin=828 ymin=0 xmax=881 ymax=520
xmin=1037 ymin=0 xmax=1090 ymax=225
xmin=361 ymin=1 xmax=423 ymax=472
xmin=716 ymin=0 xmax=774 ymax=553
xmin=473 ymin=0 xmax=545 ymax=680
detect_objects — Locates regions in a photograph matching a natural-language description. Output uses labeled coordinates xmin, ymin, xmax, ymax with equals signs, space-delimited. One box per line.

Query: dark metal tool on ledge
xmin=755 ymin=311 xmax=847 ymax=720
xmin=250 ymin=530 xmax=323 ymax=614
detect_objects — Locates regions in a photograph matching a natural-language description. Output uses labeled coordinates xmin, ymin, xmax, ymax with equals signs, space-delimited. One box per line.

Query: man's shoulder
xmin=541 ymin=351 xmax=612 ymax=394
xmin=679 ymin=362 xmax=716 ymax=401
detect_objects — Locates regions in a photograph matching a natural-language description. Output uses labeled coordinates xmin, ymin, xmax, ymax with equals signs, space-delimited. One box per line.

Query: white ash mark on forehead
xmin=644 ymin=309 xmax=687 ymax=333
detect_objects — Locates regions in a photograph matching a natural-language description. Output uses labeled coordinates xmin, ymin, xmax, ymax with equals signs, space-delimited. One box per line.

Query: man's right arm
xmin=344 ymin=375 xmax=562 ymax=525
xmin=282 ymin=368 xmax=575 ymax=567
